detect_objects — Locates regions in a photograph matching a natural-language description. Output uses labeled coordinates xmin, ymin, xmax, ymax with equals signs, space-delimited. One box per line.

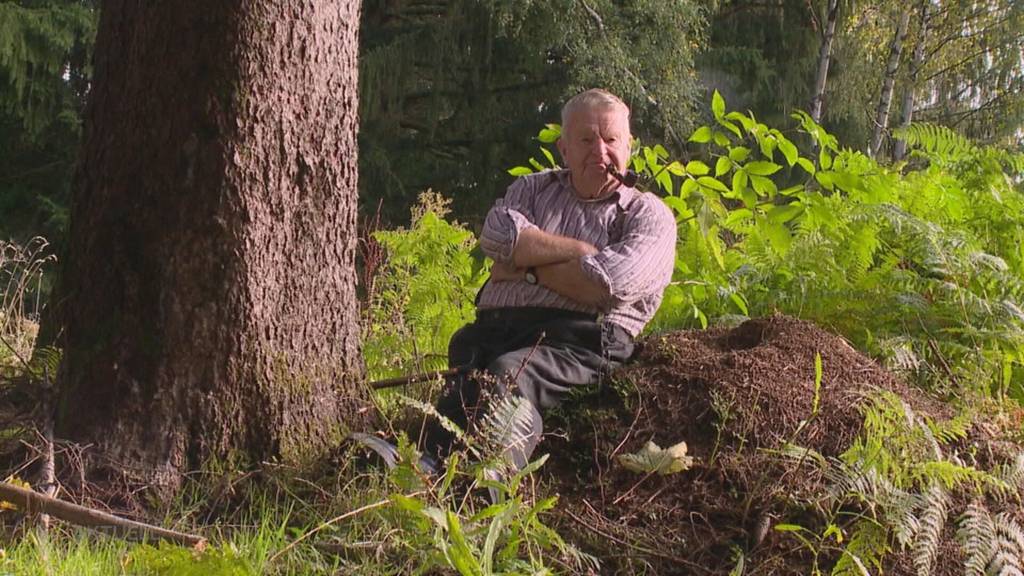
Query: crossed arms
xmin=493 ymin=227 xmax=608 ymax=307
xmin=478 ymin=175 xmax=677 ymax=311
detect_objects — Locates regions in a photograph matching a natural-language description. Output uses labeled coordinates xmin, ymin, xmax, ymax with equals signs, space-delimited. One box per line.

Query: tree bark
xmin=809 ymin=0 xmax=839 ymax=123
xmin=893 ymin=0 xmax=931 ymax=161
xmin=51 ymin=0 xmax=368 ymax=494
xmin=868 ymin=8 xmax=911 ymax=159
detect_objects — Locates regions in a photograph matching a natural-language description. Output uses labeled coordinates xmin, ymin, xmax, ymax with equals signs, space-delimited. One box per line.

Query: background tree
xmin=49 ymin=0 xmax=369 ymax=493
xmin=358 ymin=0 xmax=708 ymax=223
xmin=0 ymin=0 xmax=95 ymax=244
xmin=910 ymin=0 xmax=1023 ymax=145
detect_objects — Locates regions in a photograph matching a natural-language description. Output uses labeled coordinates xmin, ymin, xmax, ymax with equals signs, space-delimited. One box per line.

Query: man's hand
xmin=489 ymin=261 xmax=523 ymax=282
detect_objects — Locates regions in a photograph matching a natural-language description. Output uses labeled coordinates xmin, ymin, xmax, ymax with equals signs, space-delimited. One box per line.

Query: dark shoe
xmin=349 ymin=432 xmax=440 ymax=475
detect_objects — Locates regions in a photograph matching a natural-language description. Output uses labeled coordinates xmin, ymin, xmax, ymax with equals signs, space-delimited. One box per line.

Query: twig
xmin=563 ymin=508 xmax=714 ymax=574
xmin=0 ymin=481 xmax=206 ymax=548
xmin=611 ymin=470 xmax=657 ymax=506
xmin=38 ymin=366 xmax=56 ymax=530
xmin=512 ymin=332 xmax=546 ymax=383
xmin=926 ymin=338 xmax=958 ymax=386
xmin=369 ymin=367 xmax=464 ymax=390
xmin=0 ymin=332 xmax=31 ymax=373
xmin=267 ymin=493 xmax=422 ymax=565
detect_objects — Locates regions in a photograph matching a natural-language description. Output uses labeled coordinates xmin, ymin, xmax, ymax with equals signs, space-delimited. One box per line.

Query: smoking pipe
xmin=606 ymin=164 xmax=639 ymax=187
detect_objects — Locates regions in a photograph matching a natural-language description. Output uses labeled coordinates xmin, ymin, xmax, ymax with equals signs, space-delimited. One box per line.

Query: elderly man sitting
xmin=411 ymin=88 xmax=678 ymax=472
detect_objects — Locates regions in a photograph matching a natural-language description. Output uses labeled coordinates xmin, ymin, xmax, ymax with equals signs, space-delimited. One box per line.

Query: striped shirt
xmin=478 ymin=169 xmax=677 ymax=336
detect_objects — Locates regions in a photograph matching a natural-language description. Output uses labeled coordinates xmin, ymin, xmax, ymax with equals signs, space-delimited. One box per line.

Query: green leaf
xmin=712 ymin=90 xmax=726 ymax=119
xmin=390 ymin=494 xmax=425 ymax=513
xmin=662 ymin=196 xmax=691 ymax=219
xmin=656 ymin=169 xmax=673 ymax=194
xmin=482 ymin=506 xmax=512 ymax=574
xmin=744 ymin=161 xmax=782 ymax=176
xmin=537 ymin=124 xmax=561 ymax=143
xmin=685 ymin=160 xmax=710 ymax=176
xmin=812 ymin=352 xmax=823 ymax=416
xmin=765 ymin=203 xmax=803 ymax=224
xmin=653 ymin=144 xmax=669 ymax=159
xmin=644 ymin=147 xmax=660 ymax=170
xmin=728 ymin=146 xmax=751 ymax=162
xmin=819 ymin=149 xmax=833 ymax=170
xmin=796 ymin=157 xmax=816 ymax=175
xmin=761 ymin=220 xmax=792 ymax=255
xmin=725 ymin=111 xmax=754 ymax=132
xmin=528 ymin=157 xmax=545 ymax=171
xmin=507 ymin=166 xmax=533 ymax=176
xmin=539 ymin=146 xmax=557 ymax=168
xmin=698 ymin=176 xmax=730 ymax=193
xmin=690 ymin=126 xmax=712 ymax=143
xmin=715 ymin=156 xmax=732 ymax=177
xmin=719 ymin=118 xmax=742 ymax=138
xmin=815 ymin=170 xmax=835 ymax=191
xmin=510 ymin=453 xmax=549 ymax=489
xmin=666 ymin=160 xmax=686 ymax=176
xmin=729 ymin=292 xmax=749 ymax=315
xmin=774 ymin=524 xmax=806 ymax=533
xmin=732 ymin=169 xmax=748 ymax=196
xmin=714 ymin=131 xmax=730 ymax=147
xmin=446 ymin=511 xmax=483 ymax=576
xmin=777 ymin=136 xmax=798 ymax=166
xmin=680 ymin=177 xmax=698 ymax=198
xmin=741 ymin=189 xmax=757 ymax=209
xmin=750 ymin=174 xmax=777 ymax=197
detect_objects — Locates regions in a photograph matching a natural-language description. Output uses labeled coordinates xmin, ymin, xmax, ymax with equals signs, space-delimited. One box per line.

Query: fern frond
xmin=993 ymin=453 xmax=1024 ymax=504
xmin=28 ymin=345 xmax=61 ymax=382
xmin=479 ymin=393 xmax=536 ymax=468
xmin=895 ymin=123 xmax=978 ymax=162
xmin=395 ymin=394 xmax=471 ymax=450
xmin=958 ymin=501 xmax=998 ymax=576
xmin=832 ymin=520 xmax=888 ymax=576
xmin=911 ymin=483 xmax=948 ymax=576
xmin=992 ymin=513 xmax=1024 ymax=575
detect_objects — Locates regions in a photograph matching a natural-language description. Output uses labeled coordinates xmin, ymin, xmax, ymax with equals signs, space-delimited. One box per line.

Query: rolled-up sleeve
xmin=479 ymin=177 xmax=538 ymax=264
xmin=579 ymin=195 xmax=677 ymax=307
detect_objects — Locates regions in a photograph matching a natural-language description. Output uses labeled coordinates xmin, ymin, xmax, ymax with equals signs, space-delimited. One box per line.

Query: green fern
xmin=895 ymin=123 xmax=978 ymax=162
xmin=832 ymin=520 xmax=888 ymax=576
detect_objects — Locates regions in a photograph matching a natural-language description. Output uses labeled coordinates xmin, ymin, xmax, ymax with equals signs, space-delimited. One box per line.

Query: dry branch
xmin=0 ymin=481 xmax=206 ymax=548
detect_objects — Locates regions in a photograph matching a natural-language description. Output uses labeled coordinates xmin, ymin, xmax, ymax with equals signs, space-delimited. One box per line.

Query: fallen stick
xmin=0 ymin=481 xmax=206 ymax=548
xmin=369 ymin=367 xmax=465 ymax=390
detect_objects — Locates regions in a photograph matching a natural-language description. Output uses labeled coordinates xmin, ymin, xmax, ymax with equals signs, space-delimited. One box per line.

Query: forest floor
xmin=539 ymin=315 xmax=1024 ymax=575
xmin=1 ymin=315 xmax=1022 ymax=575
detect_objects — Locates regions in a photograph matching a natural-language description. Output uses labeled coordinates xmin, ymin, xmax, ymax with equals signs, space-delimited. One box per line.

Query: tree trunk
xmin=809 ymin=0 xmax=839 ymax=123
xmin=51 ymin=0 xmax=368 ymax=493
xmin=868 ymin=8 xmax=911 ymax=159
xmin=893 ymin=0 xmax=931 ymax=161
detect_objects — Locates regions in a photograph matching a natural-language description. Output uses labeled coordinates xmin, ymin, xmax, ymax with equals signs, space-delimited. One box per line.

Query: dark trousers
xmin=422 ymin=307 xmax=634 ymax=469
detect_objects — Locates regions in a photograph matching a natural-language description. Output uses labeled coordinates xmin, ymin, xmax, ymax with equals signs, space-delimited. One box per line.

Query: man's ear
xmin=556 ymin=135 xmax=568 ymax=164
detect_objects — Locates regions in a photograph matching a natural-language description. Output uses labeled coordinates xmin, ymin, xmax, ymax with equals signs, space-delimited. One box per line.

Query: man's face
xmin=557 ymin=104 xmax=632 ymax=200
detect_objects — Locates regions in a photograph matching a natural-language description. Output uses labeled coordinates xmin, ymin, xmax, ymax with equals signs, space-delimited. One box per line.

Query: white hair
xmin=561 ymin=89 xmax=631 ymax=129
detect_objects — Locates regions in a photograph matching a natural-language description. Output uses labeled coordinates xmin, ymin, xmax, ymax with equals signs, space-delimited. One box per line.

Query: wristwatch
xmin=524 ymin=267 xmax=539 ymax=285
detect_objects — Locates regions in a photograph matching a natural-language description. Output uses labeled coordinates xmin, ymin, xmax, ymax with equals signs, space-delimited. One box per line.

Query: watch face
xmin=525 ymin=270 xmax=538 ymax=285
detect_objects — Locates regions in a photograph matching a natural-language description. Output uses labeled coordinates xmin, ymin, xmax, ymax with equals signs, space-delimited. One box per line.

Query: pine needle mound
xmin=541 ymin=315 xmax=1006 ymax=575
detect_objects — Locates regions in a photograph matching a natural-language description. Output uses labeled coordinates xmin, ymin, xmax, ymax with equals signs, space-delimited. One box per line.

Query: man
xmin=420 ymin=88 xmax=677 ymax=471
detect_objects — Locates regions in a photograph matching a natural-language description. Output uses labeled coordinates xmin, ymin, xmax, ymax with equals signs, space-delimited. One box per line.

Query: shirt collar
xmin=553 ymin=168 xmax=635 ymax=209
